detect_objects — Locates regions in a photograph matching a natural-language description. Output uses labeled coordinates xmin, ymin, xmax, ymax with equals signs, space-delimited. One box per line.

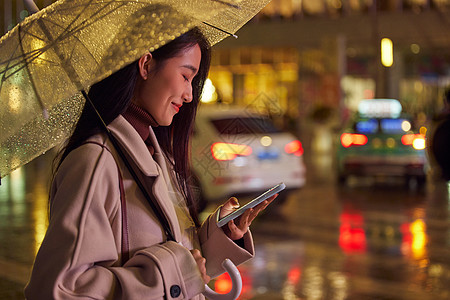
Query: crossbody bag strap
xmin=82 ymin=141 xmax=129 ymax=265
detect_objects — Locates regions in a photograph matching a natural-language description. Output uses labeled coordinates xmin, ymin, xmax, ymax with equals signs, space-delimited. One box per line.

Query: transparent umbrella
xmin=0 ymin=0 xmax=271 ymax=179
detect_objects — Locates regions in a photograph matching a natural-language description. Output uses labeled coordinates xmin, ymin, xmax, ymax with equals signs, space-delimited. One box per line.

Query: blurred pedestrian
xmin=428 ymin=88 xmax=450 ymax=181
xmin=25 ymin=28 xmax=275 ymax=299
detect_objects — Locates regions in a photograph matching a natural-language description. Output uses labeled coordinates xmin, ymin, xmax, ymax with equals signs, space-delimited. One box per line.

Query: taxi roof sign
xmin=358 ymin=99 xmax=402 ymax=118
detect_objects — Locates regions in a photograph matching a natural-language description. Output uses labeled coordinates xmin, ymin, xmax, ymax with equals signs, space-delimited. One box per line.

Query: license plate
xmin=257 ymin=150 xmax=279 ymax=160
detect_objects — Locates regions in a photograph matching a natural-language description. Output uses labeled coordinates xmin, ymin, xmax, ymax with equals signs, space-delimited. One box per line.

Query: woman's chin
xmin=158 ymin=117 xmax=173 ymax=127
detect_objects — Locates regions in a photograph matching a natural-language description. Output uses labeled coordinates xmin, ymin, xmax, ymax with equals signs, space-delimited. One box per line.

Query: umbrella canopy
xmin=0 ymin=0 xmax=271 ymax=179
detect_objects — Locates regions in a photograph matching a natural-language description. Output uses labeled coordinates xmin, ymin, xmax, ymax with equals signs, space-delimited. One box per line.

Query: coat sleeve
xmin=198 ymin=207 xmax=255 ymax=278
xmin=24 ymin=144 xmax=204 ymax=300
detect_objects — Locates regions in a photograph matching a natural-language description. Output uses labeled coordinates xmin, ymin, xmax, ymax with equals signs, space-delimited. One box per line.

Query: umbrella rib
xmin=202 ymin=22 xmax=238 ymax=38
xmin=17 ymin=23 xmax=48 ymax=118
xmin=210 ymin=0 xmax=240 ymax=9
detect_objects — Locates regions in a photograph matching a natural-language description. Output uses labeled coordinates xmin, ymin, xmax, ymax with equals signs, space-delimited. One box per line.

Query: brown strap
xmin=117 ymin=168 xmax=130 ymax=265
xmin=82 ymin=141 xmax=129 ymax=265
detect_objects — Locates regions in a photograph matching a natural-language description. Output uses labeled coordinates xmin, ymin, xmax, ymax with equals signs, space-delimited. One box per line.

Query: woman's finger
xmin=219 ymin=197 xmax=240 ymax=219
xmin=190 ymin=249 xmax=210 ymax=284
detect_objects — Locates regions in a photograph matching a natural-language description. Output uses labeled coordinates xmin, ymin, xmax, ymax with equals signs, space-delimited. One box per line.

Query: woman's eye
xmin=183 ymin=75 xmax=189 ymax=82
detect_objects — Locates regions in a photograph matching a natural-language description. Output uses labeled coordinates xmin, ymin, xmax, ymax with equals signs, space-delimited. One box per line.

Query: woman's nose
xmin=183 ymin=84 xmax=193 ymax=103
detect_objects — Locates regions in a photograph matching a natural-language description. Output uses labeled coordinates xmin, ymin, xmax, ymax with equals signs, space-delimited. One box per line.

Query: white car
xmin=191 ymin=105 xmax=306 ymax=209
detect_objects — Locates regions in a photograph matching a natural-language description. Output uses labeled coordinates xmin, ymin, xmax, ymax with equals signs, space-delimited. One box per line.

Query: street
xmin=206 ymin=152 xmax=450 ymax=299
xmin=1 ymin=151 xmax=449 ymax=299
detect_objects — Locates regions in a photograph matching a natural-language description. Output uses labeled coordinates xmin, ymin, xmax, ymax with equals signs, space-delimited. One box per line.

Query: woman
xmin=25 ymin=28 xmax=275 ymax=299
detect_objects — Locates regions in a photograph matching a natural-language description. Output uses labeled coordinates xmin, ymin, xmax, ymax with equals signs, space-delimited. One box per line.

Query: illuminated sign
xmin=358 ymin=99 xmax=402 ymax=118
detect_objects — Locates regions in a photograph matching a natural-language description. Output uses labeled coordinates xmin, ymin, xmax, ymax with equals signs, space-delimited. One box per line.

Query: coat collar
xmin=108 ymin=115 xmax=183 ymax=241
xmin=107 ymin=115 xmax=159 ymax=176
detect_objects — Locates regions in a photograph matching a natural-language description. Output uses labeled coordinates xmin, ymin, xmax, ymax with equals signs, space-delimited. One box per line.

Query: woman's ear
xmin=138 ymin=52 xmax=153 ymax=80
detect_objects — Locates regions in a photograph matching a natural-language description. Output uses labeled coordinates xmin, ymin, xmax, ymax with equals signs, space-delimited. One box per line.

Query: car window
xmin=210 ymin=117 xmax=280 ymax=135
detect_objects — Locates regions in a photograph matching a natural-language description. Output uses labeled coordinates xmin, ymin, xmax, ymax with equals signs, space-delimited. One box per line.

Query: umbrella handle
xmin=23 ymin=0 xmax=39 ymax=14
xmin=203 ymin=259 xmax=242 ymax=300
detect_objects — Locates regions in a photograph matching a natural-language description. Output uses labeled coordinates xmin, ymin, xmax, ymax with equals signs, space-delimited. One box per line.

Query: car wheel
xmin=406 ymin=175 xmax=426 ymax=190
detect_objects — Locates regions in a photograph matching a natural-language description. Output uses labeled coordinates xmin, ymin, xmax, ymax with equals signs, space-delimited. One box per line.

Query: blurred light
xmin=401 ymin=134 xmax=426 ymax=150
xmin=419 ymin=126 xmax=427 ymax=135
xmin=414 ymin=81 xmax=423 ymax=93
xmin=410 ymin=219 xmax=427 ymax=259
xmin=214 ymin=273 xmax=232 ymax=293
xmin=287 ymin=267 xmax=302 ymax=284
xmin=340 ymin=133 xmax=368 ymax=148
xmin=211 ymin=142 xmax=252 ymax=161
xmin=412 ymin=137 xmax=426 ymax=150
xmin=285 ymin=140 xmax=304 ymax=156
xmin=339 ymin=212 xmax=367 ymax=253
xmin=358 ymin=99 xmax=402 ymax=118
xmin=410 ymin=43 xmax=420 ymax=54
xmin=8 ymin=86 xmax=22 ymax=113
xmin=401 ymin=120 xmax=412 ymax=131
xmin=386 ymin=137 xmax=396 ymax=148
xmin=260 ymin=136 xmax=272 ymax=147
xmin=10 ymin=168 xmax=25 ymax=202
xmin=32 ymin=182 xmax=49 ymax=256
xmin=200 ymin=78 xmax=217 ymax=103
xmin=31 ymin=39 xmax=47 ymax=65
xmin=20 ymin=10 xmax=29 ymax=20
xmin=381 ymin=38 xmax=393 ymax=67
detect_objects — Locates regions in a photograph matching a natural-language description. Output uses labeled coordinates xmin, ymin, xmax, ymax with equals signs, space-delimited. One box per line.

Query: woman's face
xmin=133 ymin=44 xmax=202 ymax=126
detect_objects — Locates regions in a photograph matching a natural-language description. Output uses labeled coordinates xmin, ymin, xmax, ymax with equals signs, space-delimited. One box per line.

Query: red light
xmin=214 ymin=273 xmax=233 ymax=294
xmin=287 ymin=267 xmax=302 ymax=284
xmin=285 ymin=140 xmax=304 ymax=156
xmin=402 ymin=134 xmax=425 ymax=149
xmin=339 ymin=212 xmax=367 ymax=253
xmin=401 ymin=134 xmax=415 ymax=145
xmin=341 ymin=133 xmax=368 ymax=148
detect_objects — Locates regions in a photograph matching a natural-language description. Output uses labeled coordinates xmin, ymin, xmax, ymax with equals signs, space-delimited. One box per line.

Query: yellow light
xmin=201 ymin=78 xmax=217 ymax=103
xmin=31 ymin=39 xmax=47 ymax=64
xmin=381 ymin=38 xmax=393 ymax=67
xmin=410 ymin=43 xmax=420 ymax=54
xmin=412 ymin=137 xmax=426 ymax=150
xmin=260 ymin=136 xmax=272 ymax=147
xmin=419 ymin=126 xmax=427 ymax=135
xmin=386 ymin=137 xmax=396 ymax=148
xmin=8 ymin=85 xmax=22 ymax=113
xmin=410 ymin=219 xmax=427 ymax=258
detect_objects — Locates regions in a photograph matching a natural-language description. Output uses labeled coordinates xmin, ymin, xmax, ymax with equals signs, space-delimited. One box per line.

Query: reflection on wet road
xmin=208 ymin=155 xmax=450 ymax=299
xmin=1 ymin=151 xmax=449 ymax=299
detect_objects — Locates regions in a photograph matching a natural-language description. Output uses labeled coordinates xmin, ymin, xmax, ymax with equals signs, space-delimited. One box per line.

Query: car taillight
xmin=401 ymin=134 xmax=426 ymax=150
xmin=340 ymin=133 xmax=368 ymax=148
xmin=211 ymin=142 xmax=252 ymax=161
xmin=285 ymin=140 xmax=304 ymax=156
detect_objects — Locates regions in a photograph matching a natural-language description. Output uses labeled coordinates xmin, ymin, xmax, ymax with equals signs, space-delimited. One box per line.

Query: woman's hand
xmin=220 ymin=195 xmax=277 ymax=240
xmin=190 ymin=249 xmax=210 ymax=284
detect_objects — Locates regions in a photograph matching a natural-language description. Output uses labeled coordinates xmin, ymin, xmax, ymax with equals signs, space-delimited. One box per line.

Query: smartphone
xmin=217 ymin=182 xmax=286 ymax=227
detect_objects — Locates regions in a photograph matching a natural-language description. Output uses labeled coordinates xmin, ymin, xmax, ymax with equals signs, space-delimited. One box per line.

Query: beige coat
xmin=25 ymin=116 xmax=254 ymax=299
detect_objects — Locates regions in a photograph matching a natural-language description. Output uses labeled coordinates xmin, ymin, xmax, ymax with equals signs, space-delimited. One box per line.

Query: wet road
xmin=1 ymin=151 xmax=449 ymax=299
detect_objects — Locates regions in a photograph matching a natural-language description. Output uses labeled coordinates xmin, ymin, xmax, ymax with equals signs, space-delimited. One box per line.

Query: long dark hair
xmin=56 ymin=27 xmax=211 ymax=226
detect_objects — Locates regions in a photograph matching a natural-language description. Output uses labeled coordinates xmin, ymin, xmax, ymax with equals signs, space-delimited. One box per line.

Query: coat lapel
xmin=108 ymin=116 xmax=182 ymax=241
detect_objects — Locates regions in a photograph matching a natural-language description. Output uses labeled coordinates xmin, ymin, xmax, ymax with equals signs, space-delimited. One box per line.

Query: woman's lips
xmin=171 ymin=102 xmax=181 ymax=113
